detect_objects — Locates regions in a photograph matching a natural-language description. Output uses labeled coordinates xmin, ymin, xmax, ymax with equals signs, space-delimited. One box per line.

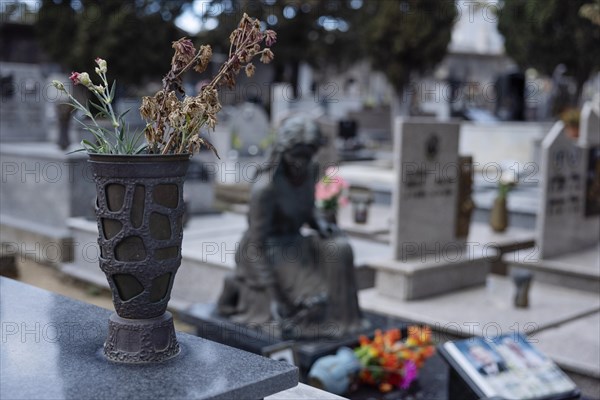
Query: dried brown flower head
xmin=140 ymin=14 xmax=276 ymax=157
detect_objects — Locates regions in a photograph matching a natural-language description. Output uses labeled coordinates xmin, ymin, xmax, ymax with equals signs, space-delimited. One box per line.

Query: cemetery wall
xmin=459 ymin=122 xmax=552 ymax=168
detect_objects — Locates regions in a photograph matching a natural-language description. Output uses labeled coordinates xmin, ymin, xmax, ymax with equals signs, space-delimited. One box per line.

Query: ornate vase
xmin=89 ymin=153 xmax=190 ymax=363
xmin=490 ymin=195 xmax=508 ymax=232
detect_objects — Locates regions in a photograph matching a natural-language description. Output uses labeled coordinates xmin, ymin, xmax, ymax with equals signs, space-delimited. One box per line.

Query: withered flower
xmin=245 ymin=63 xmax=256 ymax=78
xmin=171 ymin=38 xmax=196 ymax=70
xmin=265 ymin=30 xmax=277 ymax=47
xmin=140 ymin=14 xmax=276 ymax=157
xmin=260 ymin=49 xmax=274 ymax=64
xmin=194 ymin=45 xmax=212 ymax=74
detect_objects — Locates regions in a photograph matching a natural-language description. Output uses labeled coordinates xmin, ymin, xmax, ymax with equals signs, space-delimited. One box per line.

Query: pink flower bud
xmin=69 ymin=72 xmax=81 ymax=85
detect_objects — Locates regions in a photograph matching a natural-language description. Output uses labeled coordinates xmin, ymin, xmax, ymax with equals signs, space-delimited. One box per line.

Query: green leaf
xmin=88 ymin=100 xmax=107 ymax=115
xmin=109 ymin=80 xmax=116 ymax=102
xmin=134 ymin=143 xmax=147 ymax=154
xmin=65 ymin=148 xmax=87 ymax=155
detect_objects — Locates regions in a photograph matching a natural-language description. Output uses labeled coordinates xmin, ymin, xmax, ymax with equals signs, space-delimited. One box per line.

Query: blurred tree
xmin=363 ymin=0 xmax=457 ymax=115
xmin=200 ymin=0 xmax=373 ymax=96
xmin=36 ymin=0 xmax=188 ymax=88
xmin=580 ymin=0 xmax=600 ymax=26
xmin=498 ymin=0 xmax=600 ymax=97
xmin=198 ymin=0 xmax=456 ymax=113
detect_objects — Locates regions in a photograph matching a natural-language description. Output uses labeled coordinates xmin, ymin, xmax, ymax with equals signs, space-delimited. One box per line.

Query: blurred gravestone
xmin=392 ymin=119 xmax=463 ymax=260
xmin=369 ymin=119 xmax=492 ymax=300
xmin=0 ymin=63 xmax=46 ymax=142
xmin=537 ymin=103 xmax=600 ymax=258
xmin=579 ymin=101 xmax=600 ymax=147
xmin=230 ymin=102 xmax=270 ymax=157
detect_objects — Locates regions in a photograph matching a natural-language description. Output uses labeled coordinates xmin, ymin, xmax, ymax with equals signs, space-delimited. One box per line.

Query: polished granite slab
xmin=0 ymin=278 xmax=298 ymax=400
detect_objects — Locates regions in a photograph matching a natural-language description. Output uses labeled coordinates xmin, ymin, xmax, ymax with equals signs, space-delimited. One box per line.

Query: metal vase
xmin=89 ymin=153 xmax=190 ymax=363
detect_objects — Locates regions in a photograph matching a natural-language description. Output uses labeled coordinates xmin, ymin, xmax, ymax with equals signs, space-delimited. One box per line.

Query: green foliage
xmin=53 ymin=62 xmax=146 ymax=154
xmin=364 ymin=0 xmax=457 ymax=94
xmin=497 ymin=0 xmax=600 ymax=89
xmin=36 ymin=0 xmax=187 ymax=86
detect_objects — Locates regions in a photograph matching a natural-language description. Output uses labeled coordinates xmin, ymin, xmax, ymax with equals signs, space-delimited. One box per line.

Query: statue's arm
xmin=246 ymin=183 xmax=276 ymax=287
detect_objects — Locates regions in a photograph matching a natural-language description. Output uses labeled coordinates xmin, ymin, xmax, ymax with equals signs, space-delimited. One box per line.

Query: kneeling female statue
xmin=217 ymin=115 xmax=366 ymax=339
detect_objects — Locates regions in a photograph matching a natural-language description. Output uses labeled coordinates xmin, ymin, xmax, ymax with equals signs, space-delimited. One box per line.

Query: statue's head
xmin=275 ymin=115 xmax=322 ymax=153
xmin=273 ymin=115 xmax=322 ymax=180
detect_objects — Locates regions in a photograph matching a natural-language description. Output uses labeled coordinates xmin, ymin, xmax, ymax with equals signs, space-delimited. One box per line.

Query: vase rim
xmin=88 ymin=153 xmax=191 ymax=163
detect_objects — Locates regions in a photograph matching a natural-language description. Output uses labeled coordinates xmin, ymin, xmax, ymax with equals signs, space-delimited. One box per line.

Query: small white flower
xmin=95 ymin=58 xmax=108 ymax=74
xmin=51 ymin=80 xmax=66 ymax=91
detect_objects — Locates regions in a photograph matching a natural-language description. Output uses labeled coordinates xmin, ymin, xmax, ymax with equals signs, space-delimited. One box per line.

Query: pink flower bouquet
xmin=315 ymin=167 xmax=349 ymax=211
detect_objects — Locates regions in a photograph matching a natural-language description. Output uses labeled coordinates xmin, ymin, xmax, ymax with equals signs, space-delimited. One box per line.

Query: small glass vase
xmin=490 ymin=195 xmax=508 ymax=232
xmin=320 ymin=208 xmax=338 ymax=225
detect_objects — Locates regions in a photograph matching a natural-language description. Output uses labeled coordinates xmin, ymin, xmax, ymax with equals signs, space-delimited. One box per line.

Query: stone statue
xmin=217 ymin=115 xmax=365 ymax=339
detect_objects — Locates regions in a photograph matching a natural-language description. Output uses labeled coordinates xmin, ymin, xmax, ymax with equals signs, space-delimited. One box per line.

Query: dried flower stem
xmin=140 ymin=14 xmax=276 ymax=157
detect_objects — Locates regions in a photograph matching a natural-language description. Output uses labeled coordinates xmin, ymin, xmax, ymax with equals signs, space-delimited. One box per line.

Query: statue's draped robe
xmin=220 ymin=162 xmax=362 ymax=336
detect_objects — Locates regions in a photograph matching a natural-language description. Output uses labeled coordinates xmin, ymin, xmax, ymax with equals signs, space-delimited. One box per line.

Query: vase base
xmin=103 ymin=311 xmax=180 ymax=364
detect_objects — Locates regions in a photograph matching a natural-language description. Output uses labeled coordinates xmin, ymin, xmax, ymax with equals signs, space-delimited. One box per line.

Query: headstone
xmin=537 ymin=116 xmax=600 ymax=259
xmin=0 ymin=62 xmax=47 ymax=142
xmin=230 ymin=101 xmax=270 ymax=156
xmin=392 ymin=118 xmax=463 ymax=260
xmin=347 ymin=106 xmax=392 ymax=142
xmin=368 ymin=118 xmax=493 ymax=300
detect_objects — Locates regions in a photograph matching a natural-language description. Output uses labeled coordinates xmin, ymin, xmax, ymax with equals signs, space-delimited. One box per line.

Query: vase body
xmin=320 ymin=208 xmax=338 ymax=224
xmin=89 ymin=153 xmax=190 ymax=363
xmin=351 ymin=200 xmax=370 ymax=224
xmin=490 ymin=195 xmax=508 ymax=232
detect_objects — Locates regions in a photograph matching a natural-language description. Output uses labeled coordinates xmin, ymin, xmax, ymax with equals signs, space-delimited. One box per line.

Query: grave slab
xmin=337 ymin=196 xmax=536 ymax=271
xmin=266 ymin=383 xmax=346 ymax=399
xmin=61 ymin=213 xmax=390 ymax=310
xmin=370 ymin=249 xmax=495 ymax=301
xmin=0 ymin=277 xmax=298 ymax=400
xmin=535 ymin=312 xmax=600 ymax=379
xmin=180 ymin=303 xmax=408 ymax=380
xmin=507 ymin=245 xmax=600 ymax=293
xmin=359 ymin=275 xmax=600 ymax=339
